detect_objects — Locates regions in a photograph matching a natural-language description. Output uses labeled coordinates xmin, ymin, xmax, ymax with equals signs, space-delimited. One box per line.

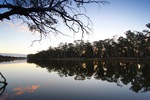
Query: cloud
xmin=16 ymin=25 xmax=29 ymax=33
xmin=3 ymin=21 xmax=15 ymax=28
xmin=1 ymin=21 xmax=30 ymax=33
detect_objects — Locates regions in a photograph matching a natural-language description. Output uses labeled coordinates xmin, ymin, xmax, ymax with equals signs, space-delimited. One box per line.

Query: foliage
xmin=0 ymin=55 xmax=26 ymax=62
xmin=27 ymin=29 xmax=150 ymax=60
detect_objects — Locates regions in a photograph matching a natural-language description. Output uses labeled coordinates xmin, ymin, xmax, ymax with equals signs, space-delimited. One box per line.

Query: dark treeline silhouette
xmin=27 ymin=30 xmax=150 ymax=60
xmin=0 ymin=55 xmax=26 ymax=62
xmin=28 ymin=60 xmax=150 ymax=93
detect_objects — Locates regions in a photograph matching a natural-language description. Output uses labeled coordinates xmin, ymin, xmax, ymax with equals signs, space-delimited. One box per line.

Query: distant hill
xmin=0 ymin=53 xmax=27 ymax=57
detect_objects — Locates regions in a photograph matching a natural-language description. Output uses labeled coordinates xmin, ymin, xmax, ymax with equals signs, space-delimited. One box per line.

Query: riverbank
xmin=0 ymin=55 xmax=26 ymax=62
xmin=27 ymin=57 xmax=150 ymax=62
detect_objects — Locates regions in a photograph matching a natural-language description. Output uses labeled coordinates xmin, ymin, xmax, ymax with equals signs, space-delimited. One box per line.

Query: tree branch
xmin=0 ymin=72 xmax=7 ymax=85
xmin=0 ymin=0 xmax=109 ymax=42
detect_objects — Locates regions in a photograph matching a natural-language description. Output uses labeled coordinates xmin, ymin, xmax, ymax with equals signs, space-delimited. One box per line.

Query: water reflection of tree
xmin=0 ymin=72 xmax=7 ymax=96
xmin=30 ymin=60 xmax=150 ymax=93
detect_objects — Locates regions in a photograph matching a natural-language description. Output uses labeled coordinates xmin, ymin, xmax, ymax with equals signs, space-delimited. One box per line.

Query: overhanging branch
xmin=0 ymin=0 xmax=109 ymax=42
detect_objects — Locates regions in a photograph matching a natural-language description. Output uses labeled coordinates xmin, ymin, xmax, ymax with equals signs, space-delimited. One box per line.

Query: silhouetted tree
xmin=84 ymin=41 xmax=93 ymax=58
xmin=27 ymin=24 xmax=150 ymax=60
xmin=0 ymin=0 xmax=108 ymax=42
xmin=93 ymin=40 xmax=103 ymax=57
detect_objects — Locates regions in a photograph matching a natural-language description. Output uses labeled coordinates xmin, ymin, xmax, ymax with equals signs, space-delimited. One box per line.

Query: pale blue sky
xmin=0 ymin=0 xmax=150 ymax=54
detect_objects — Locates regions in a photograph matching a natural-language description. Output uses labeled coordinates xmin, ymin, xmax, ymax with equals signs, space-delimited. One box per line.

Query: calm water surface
xmin=0 ymin=60 xmax=150 ymax=100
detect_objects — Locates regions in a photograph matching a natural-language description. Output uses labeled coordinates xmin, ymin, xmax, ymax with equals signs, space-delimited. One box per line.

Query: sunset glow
xmin=13 ymin=85 xmax=40 ymax=95
xmin=0 ymin=0 xmax=150 ymax=54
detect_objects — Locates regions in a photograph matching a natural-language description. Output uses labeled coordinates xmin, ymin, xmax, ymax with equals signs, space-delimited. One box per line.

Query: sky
xmin=0 ymin=0 xmax=150 ymax=54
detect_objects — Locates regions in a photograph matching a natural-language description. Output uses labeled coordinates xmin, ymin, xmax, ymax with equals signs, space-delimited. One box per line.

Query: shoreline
xmin=28 ymin=57 xmax=150 ymax=62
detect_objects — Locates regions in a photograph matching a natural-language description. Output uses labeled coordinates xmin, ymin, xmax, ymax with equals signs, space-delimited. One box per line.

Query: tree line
xmin=0 ymin=55 xmax=26 ymax=62
xmin=27 ymin=29 xmax=150 ymax=60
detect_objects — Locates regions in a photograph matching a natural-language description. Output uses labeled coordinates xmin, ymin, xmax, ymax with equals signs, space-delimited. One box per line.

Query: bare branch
xmin=0 ymin=72 xmax=7 ymax=84
xmin=0 ymin=0 xmax=109 ymax=42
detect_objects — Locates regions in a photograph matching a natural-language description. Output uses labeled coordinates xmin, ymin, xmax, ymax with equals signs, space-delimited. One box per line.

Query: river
xmin=0 ymin=60 xmax=150 ymax=100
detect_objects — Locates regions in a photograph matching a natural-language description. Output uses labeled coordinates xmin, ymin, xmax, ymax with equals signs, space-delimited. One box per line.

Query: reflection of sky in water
xmin=13 ymin=85 xmax=40 ymax=95
xmin=0 ymin=61 xmax=150 ymax=100
xmin=0 ymin=85 xmax=40 ymax=100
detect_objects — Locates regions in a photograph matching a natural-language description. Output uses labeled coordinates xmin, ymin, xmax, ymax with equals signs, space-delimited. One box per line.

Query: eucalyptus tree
xmin=141 ymin=24 xmax=150 ymax=57
xmin=93 ymin=40 xmax=103 ymax=57
xmin=102 ymin=39 xmax=111 ymax=57
xmin=0 ymin=0 xmax=108 ymax=42
xmin=67 ymin=43 xmax=76 ymax=58
xmin=74 ymin=40 xmax=85 ymax=57
xmin=84 ymin=41 xmax=93 ymax=58
xmin=125 ymin=30 xmax=150 ymax=57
